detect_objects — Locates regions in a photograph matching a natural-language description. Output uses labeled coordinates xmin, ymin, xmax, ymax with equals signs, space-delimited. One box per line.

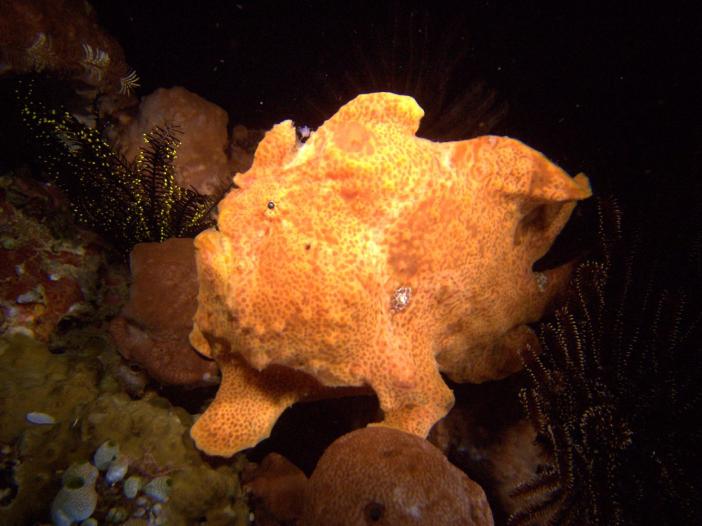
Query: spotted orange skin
xmin=190 ymin=92 xmax=591 ymax=457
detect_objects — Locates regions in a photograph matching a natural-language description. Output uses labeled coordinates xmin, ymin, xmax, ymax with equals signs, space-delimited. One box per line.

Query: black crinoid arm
xmin=2 ymin=75 xmax=221 ymax=255
xmin=509 ymin=199 xmax=702 ymax=526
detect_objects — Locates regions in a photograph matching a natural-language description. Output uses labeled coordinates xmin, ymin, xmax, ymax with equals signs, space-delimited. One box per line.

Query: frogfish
xmin=188 ymin=92 xmax=591 ymax=456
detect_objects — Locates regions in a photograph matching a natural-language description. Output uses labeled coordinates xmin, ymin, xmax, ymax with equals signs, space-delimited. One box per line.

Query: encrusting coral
xmin=189 ymin=91 xmax=591 ymax=456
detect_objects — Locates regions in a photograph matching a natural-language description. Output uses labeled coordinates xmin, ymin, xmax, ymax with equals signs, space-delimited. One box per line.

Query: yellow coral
xmin=190 ymin=92 xmax=591 ymax=456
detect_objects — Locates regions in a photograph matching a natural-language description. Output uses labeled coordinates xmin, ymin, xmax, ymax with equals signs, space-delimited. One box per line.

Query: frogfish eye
xmin=267 ymin=201 xmax=275 ymax=210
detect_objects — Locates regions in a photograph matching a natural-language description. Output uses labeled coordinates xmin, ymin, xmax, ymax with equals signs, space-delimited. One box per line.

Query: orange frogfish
xmin=189 ymin=92 xmax=591 ymax=457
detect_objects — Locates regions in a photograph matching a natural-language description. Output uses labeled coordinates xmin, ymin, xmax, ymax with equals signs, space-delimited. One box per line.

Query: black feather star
xmin=8 ymin=75 xmax=221 ymax=254
xmin=509 ymin=200 xmax=702 ymax=526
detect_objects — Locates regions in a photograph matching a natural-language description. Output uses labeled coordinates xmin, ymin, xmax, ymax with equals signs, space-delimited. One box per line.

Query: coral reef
xmin=49 ymin=440 xmax=176 ymax=524
xmin=508 ymin=203 xmax=702 ymax=525
xmin=76 ymin=393 xmax=251 ymax=525
xmin=109 ymin=237 xmax=219 ymax=386
xmin=303 ymin=427 xmax=493 ymax=525
xmin=5 ymin=75 xmax=220 ymax=253
xmin=188 ymin=91 xmax=591 ymax=456
xmin=0 ymin=333 xmax=251 ymax=525
xmin=0 ymin=172 xmax=106 ymax=341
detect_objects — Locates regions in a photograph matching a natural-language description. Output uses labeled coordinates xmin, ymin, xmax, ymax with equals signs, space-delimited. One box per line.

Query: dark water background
xmin=93 ymin=1 xmax=697 ymax=239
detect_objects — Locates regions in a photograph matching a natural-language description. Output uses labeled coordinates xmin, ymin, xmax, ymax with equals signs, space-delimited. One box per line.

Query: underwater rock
xmin=189 ymin=91 xmax=591 ymax=456
xmin=109 ymin=238 xmax=219 ymax=387
xmin=0 ymin=0 xmax=128 ymax=78
xmin=109 ymin=86 xmax=234 ymax=195
xmin=80 ymin=393 xmax=250 ymax=525
xmin=303 ymin=427 xmax=493 ymax=526
xmin=244 ymin=431 xmax=494 ymax=526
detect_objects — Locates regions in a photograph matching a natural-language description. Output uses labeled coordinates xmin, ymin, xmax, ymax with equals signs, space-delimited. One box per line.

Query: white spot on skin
xmin=391 ymin=286 xmax=412 ymax=312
